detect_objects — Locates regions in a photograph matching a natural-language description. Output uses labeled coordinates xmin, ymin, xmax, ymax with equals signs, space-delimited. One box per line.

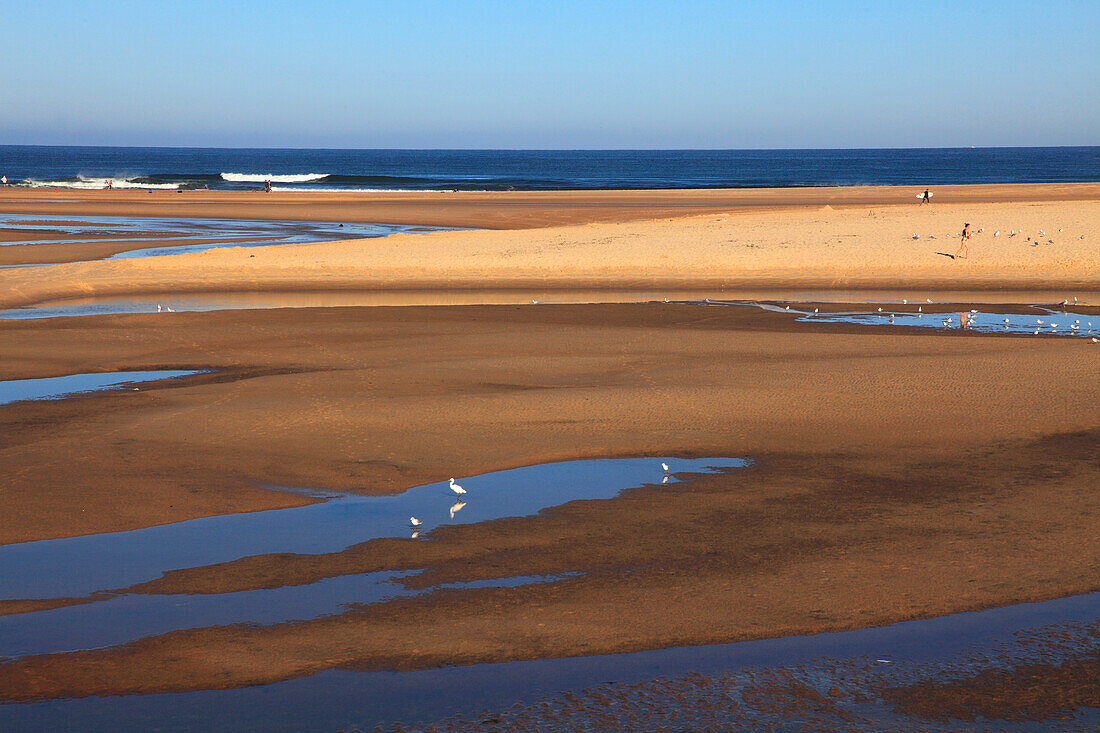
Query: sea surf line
xmin=0 ymin=370 xmax=204 ymax=406
xmin=0 ymin=457 xmax=747 ymax=602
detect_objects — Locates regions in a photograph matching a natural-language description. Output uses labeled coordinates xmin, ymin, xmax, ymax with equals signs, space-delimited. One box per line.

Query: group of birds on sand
xmin=910 ymin=227 xmax=1084 ymax=246
xmin=156 ymin=304 xmax=173 ymax=312
xmin=798 ymin=294 xmax=1097 ymax=341
xmin=408 ymin=478 xmax=467 ymax=538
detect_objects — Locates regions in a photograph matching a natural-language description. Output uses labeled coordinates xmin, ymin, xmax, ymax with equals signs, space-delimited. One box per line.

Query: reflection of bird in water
xmin=409 ymin=517 xmax=422 ymax=527
xmin=661 ymin=475 xmax=669 ymax=484
xmin=410 ymin=530 xmax=420 ymax=539
xmin=449 ymin=500 xmax=466 ymax=518
xmin=449 ymin=478 xmax=466 ymax=496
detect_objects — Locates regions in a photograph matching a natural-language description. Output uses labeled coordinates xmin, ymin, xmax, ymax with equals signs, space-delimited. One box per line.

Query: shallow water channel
xmin=0 ymin=213 xmax=446 ymax=265
xmin=0 ymin=457 xmax=746 ymax=657
xmin=0 ymin=370 xmax=203 ymax=406
xmin=5 ymin=590 xmax=1096 ymax=732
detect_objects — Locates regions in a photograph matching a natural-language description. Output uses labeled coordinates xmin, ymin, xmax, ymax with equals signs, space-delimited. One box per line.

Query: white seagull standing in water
xmin=409 ymin=516 xmax=422 ymax=527
xmin=449 ymin=478 xmax=466 ymax=497
xmin=661 ymin=462 xmax=670 ymax=473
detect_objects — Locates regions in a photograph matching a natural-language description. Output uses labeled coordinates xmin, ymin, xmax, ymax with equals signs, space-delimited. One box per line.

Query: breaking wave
xmin=220 ymin=172 xmax=328 ymax=183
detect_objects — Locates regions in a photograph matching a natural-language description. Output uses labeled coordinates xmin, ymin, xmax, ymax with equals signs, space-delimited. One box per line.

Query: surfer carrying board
xmin=920 ymin=188 xmax=931 ymax=204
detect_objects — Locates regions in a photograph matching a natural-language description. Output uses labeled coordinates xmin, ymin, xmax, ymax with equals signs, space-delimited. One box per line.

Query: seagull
xmin=785 ymin=305 xmax=791 ymax=310
xmin=409 ymin=517 xmax=422 ymax=527
xmin=1058 ymin=228 xmax=1063 ymax=232
xmin=993 ymin=231 xmax=999 ymax=237
xmin=449 ymin=478 xmax=466 ymax=497
xmin=902 ymin=299 xmax=908 ymax=304
xmin=449 ymin=500 xmax=466 ymax=518
xmin=661 ymin=462 xmax=670 ymax=473
xmin=877 ymin=307 xmax=883 ymax=312
xmin=164 ymin=306 xmax=173 ymax=312
xmin=1037 ymin=319 xmax=1045 ymax=325
xmin=663 ymin=298 xmax=670 ymax=303
xmin=1060 ymin=299 xmax=1069 ymax=307
xmin=1048 ymin=239 xmax=1054 ymax=244
xmin=156 ymin=304 xmax=162 ymax=312
xmin=918 ymin=306 xmax=922 ymax=312
xmin=926 ymin=299 xmax=933 ymax=303
xmin=813 ymin=307 xmax=819 ymax=314
xmin=912 ymin=233 xmax=919 ymax=240
xmin=1093 ymin=338 xmax=1099 ymax=343
xmin=969 ymin=309 xmax=978 ymax=314
xmin=1039 ymin=229 xmax=1045 ymax=235
xmin=1003 ymin=318 xmax=1010 ymax=324
xmin=928 ymin=235 xmax=935 ymax=239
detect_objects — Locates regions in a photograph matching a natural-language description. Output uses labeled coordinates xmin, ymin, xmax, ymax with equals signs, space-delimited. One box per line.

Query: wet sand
xmin=0 ymin=184 xmax=1097 ymax=707
xmin=0 ymin=303 xmax=1098 ymax=701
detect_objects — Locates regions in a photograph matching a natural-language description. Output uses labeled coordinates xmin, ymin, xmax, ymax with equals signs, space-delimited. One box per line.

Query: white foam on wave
xmin=269 ymin=186 xmax=448 ymax=193
xmin=221 ymin=173 xmax=328 ymax=183
xmin=26 ymin=179 xmax=180 ymax=190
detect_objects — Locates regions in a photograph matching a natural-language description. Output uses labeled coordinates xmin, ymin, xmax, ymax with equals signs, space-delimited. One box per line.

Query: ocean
xmin=0 ymin=146 xmax=1097 ymax=192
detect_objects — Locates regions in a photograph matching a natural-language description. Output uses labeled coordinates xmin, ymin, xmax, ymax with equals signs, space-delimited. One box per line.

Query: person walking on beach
xmin=954 ymin=223 xmax=971 ymax=259
xmin=921 ymin=188 xmax=931 ymax=204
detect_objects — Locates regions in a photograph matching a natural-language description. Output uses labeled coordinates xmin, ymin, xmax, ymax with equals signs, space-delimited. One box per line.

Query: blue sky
xmin=2 ymin=1 xmax=1097 ymax=148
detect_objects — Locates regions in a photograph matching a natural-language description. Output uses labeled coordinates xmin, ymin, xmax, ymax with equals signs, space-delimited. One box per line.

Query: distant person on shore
xmin=1 ymin=175 xmax=6 ymax=185
xmin=921 ymin=188 xmax=931 ymax=204
xmin=954 ymin=223 xmax=971 ymax=259
xmin=104 ymin=179 xmax=113 ymax=190
xmin=264 ymin=179 xmax=272 ymax=193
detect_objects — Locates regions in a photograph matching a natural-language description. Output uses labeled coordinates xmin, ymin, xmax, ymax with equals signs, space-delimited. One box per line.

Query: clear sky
xmin=3 ymin=0 xmax=1097 ymax=149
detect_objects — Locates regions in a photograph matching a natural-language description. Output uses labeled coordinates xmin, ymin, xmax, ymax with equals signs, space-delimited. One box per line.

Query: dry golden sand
xmin=1 ymin=184 xmax=1098 ymax=308
xmin=0 ymin=185 xmax=1097 ymax=702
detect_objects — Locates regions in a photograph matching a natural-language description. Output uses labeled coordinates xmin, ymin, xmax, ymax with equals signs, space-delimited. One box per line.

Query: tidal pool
xmin=0 ymin=370 xmax=203 ymax=406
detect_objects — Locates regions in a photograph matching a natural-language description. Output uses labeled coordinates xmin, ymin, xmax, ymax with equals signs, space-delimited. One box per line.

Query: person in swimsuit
xmin=954 ymin=223 xmax=971 ymax=259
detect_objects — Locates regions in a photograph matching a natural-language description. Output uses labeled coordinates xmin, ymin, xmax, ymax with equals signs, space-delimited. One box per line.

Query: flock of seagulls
xmin=408 ymin=477 xmax=473 ymax=536
xmin=155 ymin=304 xmax=173 ymax=313
xmin=909 ymin=226 xmax=1084 ymax=247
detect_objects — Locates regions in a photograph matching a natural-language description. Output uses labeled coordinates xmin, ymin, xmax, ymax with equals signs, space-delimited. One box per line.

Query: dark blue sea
xmin=0 ymin=146 xmax=1096 ymax=192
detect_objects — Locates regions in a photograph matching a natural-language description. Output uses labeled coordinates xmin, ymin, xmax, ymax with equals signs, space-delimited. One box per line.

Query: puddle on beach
xmin=0 ymin=213 xmax=446 ymax=264
xmin=3 ymin=289 xmax=1098 ymax=320
xmin=5 ymin=591 xmax=1096 ymax=732
xmin=0 ymin=457 xmax=745 ymax=657
xmin=0 ymin=370 xmax=204 ymax=406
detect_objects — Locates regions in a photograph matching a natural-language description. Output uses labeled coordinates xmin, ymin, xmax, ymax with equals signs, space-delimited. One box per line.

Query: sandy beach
xmin=2 ymin=184 xmax=1098 ymax=309
xmin=1 ymin=184 xmax=1097 ymax=713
